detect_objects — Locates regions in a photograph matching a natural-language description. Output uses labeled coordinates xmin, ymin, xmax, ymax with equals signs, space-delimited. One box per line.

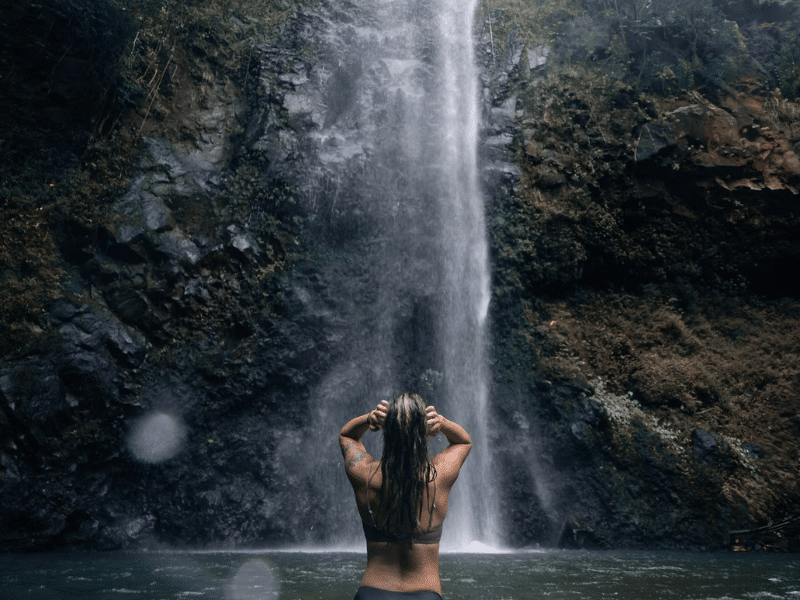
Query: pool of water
xmin=1 ymin=549 xmax=798 ymax=599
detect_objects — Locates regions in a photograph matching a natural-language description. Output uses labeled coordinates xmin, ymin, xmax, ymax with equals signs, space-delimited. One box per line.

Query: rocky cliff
xmin=485 ymin=25 xmax=800 ymax=548
xmin=0 ymin=0 xmax=798 ymax=551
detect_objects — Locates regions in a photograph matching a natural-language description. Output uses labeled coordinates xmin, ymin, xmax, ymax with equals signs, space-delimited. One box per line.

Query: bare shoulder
xmin=339 ymin=436 xmax=379 ymax=484
xmin=432 ymin=443 xmax=471 ymax=488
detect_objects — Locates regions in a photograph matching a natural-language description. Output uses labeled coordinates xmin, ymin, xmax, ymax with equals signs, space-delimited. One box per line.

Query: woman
xmin=339 ymin=392 xmax=471 ymax=600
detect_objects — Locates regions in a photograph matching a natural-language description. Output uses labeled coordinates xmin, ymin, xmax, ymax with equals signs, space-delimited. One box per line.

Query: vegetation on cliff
xmin=483 ymin=0 xmax=800 ymax=548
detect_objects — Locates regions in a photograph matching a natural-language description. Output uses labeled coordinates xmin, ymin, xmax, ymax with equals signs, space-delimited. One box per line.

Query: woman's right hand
xmin=368 ymin=400 xmax=388 ymax=430
xmin=426 ymin=405 xmax=442 ymax=437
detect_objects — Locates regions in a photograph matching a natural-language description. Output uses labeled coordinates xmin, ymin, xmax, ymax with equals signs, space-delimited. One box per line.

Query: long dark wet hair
xmin=376 ymin=392 xmax=436 ymax=533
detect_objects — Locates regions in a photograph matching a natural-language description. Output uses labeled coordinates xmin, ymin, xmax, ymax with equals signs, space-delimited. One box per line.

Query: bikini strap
xmin=366 ymin=463 xmax=379 ymax=527
xmin=429 ymin=472 xmax=437 ymax=529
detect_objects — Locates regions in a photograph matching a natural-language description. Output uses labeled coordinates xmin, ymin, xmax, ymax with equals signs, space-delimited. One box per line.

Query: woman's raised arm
xmin=426 ymin=406 xmax=471 ymax=488
xmin=338 ymin=401 xmax=387 ymax=484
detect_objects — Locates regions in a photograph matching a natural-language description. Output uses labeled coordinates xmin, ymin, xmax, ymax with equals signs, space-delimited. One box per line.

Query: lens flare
xmin=127 ymin=411 xmax=186 ymax=463
xmin=226 ymin=559 xmax=278 ymax=600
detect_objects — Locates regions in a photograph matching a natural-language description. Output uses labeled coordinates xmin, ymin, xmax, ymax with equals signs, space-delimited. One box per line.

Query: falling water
xmin=296 ymin=0 xmax=498 ymax=549
xmin=434 ymin=0 xmax=498 ymax=549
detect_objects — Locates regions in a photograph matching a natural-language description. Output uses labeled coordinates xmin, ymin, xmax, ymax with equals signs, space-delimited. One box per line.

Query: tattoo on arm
xmin=347 ymin=448 xmax=366 ymax=468
xmin=340 ymin=439 xmax=366 ymax=468
xmin=340 ymin=440 xmax=354 ymax=458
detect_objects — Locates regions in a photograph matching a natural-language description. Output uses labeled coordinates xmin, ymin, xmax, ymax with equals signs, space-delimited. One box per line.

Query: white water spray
xmin=434 ymin=0 xmax=498 ymax=550
xmin=295 ymin=0 xmax=499 ymax=550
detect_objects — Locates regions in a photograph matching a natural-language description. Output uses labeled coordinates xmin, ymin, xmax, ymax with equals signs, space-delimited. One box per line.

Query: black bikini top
xmin=363 ymin=467 xmax=440 ymax=545
xmin=362 ymin=520 xmax=443 ymax=544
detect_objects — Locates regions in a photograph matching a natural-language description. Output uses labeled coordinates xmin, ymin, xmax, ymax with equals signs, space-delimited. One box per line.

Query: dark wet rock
xmin=558 ymin=515 xmax=607 ymax=549
xmin=691 ymin=429 xmax=736 ymax=473
xmin=692 ymin=428 xmax=719 ymax=460
xmin=635 ymin=122 xmax=676 ymax=161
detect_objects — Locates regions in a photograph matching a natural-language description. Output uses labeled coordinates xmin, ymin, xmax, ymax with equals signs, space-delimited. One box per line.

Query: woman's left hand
xmin=368 ymin=400 xmax=388 ymax=430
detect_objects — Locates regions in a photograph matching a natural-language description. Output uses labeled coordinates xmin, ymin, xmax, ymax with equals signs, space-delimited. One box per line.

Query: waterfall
xmin=434 ymin=0 xmax=498 ymax=549
xmin=291 ymin=0 xmax=498 ymax=549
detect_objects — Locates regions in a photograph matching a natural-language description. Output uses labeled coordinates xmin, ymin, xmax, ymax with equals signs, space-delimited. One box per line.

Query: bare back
xmin=344 ymin=443 xmax=469 ymax=594
xmin=339 ymin=405 xmax=471 ymax=595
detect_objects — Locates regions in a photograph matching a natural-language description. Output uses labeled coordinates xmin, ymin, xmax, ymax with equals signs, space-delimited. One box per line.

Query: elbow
xmin=337 ymin=433 xmax=349 ymax=458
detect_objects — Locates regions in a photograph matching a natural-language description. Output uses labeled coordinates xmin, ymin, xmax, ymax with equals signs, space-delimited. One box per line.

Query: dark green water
xmin=1 ymin=550 xmax=797 ymax=599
